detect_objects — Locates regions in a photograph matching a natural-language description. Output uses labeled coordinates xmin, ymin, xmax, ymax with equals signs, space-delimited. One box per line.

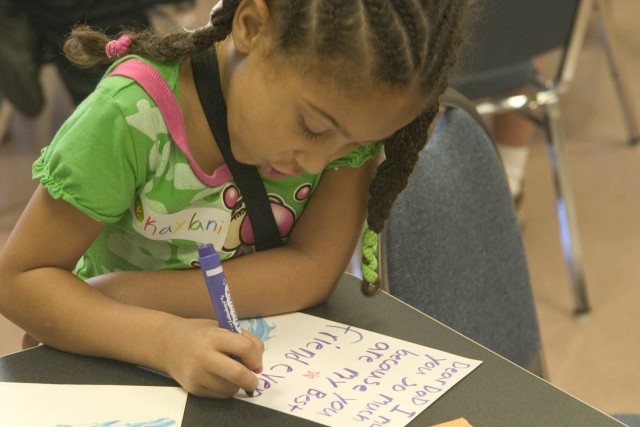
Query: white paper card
xmin=237 ymin=312 xmax=482 ymax=427
xmin=0 ymin=383 xmax=187 ymax=427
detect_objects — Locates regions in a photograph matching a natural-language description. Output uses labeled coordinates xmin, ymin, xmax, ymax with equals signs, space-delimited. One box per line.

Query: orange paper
xmin=430 ymin=418 xmax=473 ymax=427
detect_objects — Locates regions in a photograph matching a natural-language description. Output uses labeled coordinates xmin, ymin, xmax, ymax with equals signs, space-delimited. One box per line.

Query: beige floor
xmin=1 ymin=0 xmax=639 ymax=419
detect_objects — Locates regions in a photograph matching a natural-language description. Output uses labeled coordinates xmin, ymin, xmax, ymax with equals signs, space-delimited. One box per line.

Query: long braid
xmin=366 ymin=108 xmax=434 ymax=233
xmin=360 ymin=0 xmax=468 ymax=295
xmin=64 ymin=0 xmax=240 ymax=67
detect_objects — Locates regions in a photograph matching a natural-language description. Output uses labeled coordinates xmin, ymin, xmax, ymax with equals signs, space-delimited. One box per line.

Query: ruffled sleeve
xmin=32 ymin=83 xmax=150 ymax=223
xmin=325 ymin=141 xmax=383 ymax=170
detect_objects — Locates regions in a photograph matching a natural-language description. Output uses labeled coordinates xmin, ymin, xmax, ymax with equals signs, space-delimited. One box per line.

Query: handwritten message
xmin=237 ymin=313 xmax=481 ymax=427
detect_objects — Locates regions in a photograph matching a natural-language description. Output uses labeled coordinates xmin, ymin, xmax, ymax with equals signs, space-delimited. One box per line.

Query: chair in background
xmin=450 ymin=0 xmax=640 ymax=316
xmin=380 ymin=88 xmax=546 ymax=377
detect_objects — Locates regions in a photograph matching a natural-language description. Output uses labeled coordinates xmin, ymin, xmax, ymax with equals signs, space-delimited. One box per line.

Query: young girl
xmin=0 ymin=0 xmax=468 ymax=398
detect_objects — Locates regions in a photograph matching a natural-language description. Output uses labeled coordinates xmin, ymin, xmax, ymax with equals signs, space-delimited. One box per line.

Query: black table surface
xmin=0 ymin=274 xmax=624 ymax=426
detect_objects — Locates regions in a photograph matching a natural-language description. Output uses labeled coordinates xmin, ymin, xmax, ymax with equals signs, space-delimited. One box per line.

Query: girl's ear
xmin=232 ymin=0 xmax=271 ymax=54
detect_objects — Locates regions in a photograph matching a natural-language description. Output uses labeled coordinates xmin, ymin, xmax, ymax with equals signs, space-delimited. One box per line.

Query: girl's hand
xmin=160 ymin=317 xmax=264 ymax=398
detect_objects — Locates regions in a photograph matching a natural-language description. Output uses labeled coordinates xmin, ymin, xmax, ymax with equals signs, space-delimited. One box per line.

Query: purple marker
xmin=197 ymin=243 xmax=253 ymax=396
xmin=198 ymin=243 xmax=241 ymax=333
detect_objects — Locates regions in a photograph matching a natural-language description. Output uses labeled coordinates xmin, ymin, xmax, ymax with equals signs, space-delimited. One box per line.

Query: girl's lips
xmin=260 ymin=164 xmax=290 ymax=179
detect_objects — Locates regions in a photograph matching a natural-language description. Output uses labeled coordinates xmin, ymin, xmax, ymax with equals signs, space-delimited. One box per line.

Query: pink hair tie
xmin=105 ymin=35 xmax=133 ymax=59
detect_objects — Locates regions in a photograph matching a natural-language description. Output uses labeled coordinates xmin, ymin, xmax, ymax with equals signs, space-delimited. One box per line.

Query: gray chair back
xmin=383 ymin=89 xmax=543 ymax=372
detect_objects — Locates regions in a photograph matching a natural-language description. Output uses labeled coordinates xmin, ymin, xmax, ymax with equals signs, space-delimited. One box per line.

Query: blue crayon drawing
xmin=239 ymin=317 xmax=277 ymax=346
xmin=55 ymin=418 xmax=176 ymax=427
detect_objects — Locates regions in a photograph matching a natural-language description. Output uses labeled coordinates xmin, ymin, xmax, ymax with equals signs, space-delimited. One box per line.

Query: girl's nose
xmin=294 ymin=146 xmax=334 ymax=175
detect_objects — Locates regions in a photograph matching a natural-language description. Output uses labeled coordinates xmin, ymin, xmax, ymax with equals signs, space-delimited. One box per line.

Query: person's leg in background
xmin=24 ymin=0 xmax=152 ymax=106
xmin=491 ymin=58 xmax=542 ymax=209
xmin=0 ymin=0 xmax=44 ymax=118
xmin=492 ymin=108 xmax=536 ymax=207
xmin=5 ymin=0 xmax=195 ymax=109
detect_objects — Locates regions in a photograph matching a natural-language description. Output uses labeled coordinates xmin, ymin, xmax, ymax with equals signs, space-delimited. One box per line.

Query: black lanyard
xmin=191 ymin=49 xmax=282 ymax=251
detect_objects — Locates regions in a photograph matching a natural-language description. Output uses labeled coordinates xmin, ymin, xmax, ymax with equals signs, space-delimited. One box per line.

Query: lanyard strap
xmin=191 ymin=49 xmax=283 ymax=251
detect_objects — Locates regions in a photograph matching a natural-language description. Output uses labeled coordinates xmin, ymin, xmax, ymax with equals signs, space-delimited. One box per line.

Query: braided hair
xmin=64 ymin=0 xmax=469 ymax=296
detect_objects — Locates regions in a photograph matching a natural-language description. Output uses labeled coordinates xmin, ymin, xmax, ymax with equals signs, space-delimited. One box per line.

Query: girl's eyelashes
xmin=298 ymin=116 xmax=325 ymax=141
xmin=297 ymin=115 xmax=370 ymax=148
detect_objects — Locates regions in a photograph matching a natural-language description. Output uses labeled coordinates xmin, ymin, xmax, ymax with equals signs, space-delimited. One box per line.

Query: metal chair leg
xmin=593 ymin=0 xmax=640 ymax=145
xmin=544 ymin=95 xmax=591 ymax=315
xmin=0 ymin=98 xmax=12 ymax=145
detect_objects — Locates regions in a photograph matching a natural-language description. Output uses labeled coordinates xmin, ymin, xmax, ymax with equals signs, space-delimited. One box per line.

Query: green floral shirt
xmin=33 ymin=56 xmax=381 ymax=279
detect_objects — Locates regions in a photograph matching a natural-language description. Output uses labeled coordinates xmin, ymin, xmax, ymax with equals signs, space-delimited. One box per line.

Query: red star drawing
xmin=302 ymin=370 xmax=321 ymax=379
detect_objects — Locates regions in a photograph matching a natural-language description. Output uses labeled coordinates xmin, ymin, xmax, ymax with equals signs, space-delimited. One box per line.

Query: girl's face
xmin=223 ymin=46 xmax=425 ymax=178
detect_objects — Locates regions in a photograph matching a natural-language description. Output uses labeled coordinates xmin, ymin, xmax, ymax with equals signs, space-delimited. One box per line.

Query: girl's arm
xmin=88 ymin=158 xmax=378 ymax=319
xmin=0 ymin=185 xmax=264 ymax=398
